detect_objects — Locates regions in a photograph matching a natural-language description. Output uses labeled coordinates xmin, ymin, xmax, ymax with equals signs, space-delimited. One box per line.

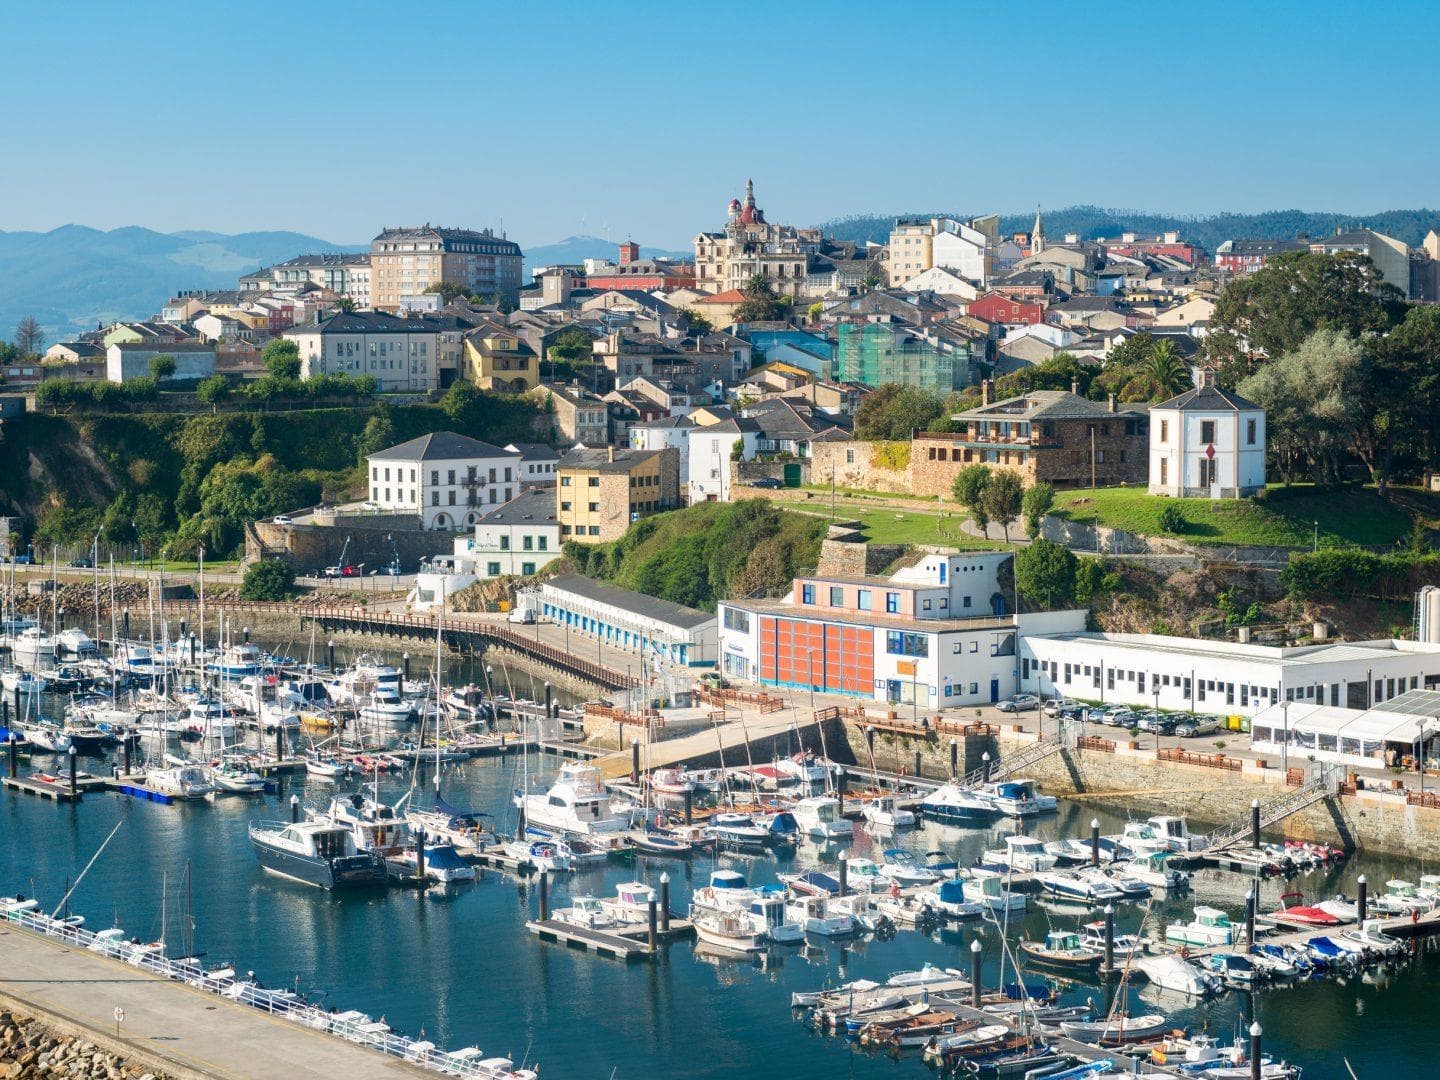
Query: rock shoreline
xmin=0 ymin=1010 xmax=170 ymax=1080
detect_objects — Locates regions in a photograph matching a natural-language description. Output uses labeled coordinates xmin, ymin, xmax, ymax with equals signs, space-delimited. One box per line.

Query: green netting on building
xmin=836 ymin=323 xmax=969 ymax=391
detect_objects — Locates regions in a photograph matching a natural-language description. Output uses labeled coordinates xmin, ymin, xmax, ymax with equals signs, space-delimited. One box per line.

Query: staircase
xmin=961 ymin=731 xmax=1065 ymax=788
xmin=1204 ymin=765 xmax=1343 ymax=853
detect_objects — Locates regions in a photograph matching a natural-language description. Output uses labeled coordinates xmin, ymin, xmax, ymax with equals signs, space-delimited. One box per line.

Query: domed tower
xmin=727 ymin=197 xmax=741 ymax=223
xmin=737 ymin=178 xmax=765 ymax=225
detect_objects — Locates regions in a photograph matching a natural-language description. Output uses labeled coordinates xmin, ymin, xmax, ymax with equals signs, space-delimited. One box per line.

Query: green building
xmin=835 ymin=322 xmax=969 ymax=391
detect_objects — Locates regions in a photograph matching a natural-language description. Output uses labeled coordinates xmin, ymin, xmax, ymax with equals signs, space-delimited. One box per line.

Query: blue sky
xmin=1 ymin=1 xmax=1436 ymax=249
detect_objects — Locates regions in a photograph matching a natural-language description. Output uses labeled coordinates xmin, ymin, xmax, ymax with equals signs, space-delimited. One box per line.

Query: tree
xmin=148 ymin=354 xmax=177 ymax=380
xmin=807 ymin=302 xmax=825 ymax=323
xmin=195 ymin=374 xmax=231 ymax=411
xmin=854 ymin=384 xmax=946 ymax=440
xmin=336 ymin=297 xmax=357 ymax=313
xmin=423 ymin=280 xmax=474 ymax=304
xmin=1021 ymin=481 xmax=1054 ymax=540
xmin=548 ymin=326 xmax=594 ymax=363
xmin=14 ymin=316 xmax=43 ymax=357
xmin=1014 ymin=539 xmax=1078 ymax=609
xmin=952 ymin=464 xmax=990 ymax=509
xmin=261 ymin=338 xmax=302 ymax=379
xmin=1142 ymin=339 xmax=1187 ymax=399
xmin=733 ymin=274 xmax=788 ymax=323
xmin=982 ymin=468 xmax=1024 ymax=541
xmin=678 ymin=308 xmax=713 ymax=334
xmin=440 ymin=380 xmax=482 ymax=427
xmin=240 ymin=557 xmax=297 ymax=600
xmin=356 ymin=409 xmax=396 ymax=465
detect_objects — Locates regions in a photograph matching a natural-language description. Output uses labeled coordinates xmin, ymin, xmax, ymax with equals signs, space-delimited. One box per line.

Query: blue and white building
xmin=532 ymin=573 xmax=717 ymax=668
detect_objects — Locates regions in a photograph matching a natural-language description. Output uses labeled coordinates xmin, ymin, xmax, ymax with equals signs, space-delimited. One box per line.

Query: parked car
xmin=68 ymin=557 xmax=93 ymax=568
xmin=273 ymin=515 xmax=293 ymax=526
xmin=10 ymin=554 xmax=33 ymax=565
xmin=324 ymin=564 xmax=363 ymax=578
xmin=1137 ymin=712 xmax=1177 ymax=735
xmin=998 ymin=694 xmax=1039 ymax=713
xmin=750 ymin=477 xmax=784 ymax=489
xmin=1100 ymin=707 xmax=1135 ymax=727
xmin=1043 ymin=697 xmax=1076 ymax=717
xmin=506 ymin=608 xmax=536 ymax=624
xmin=1175 ymin=715 xmax=1222 ymax=738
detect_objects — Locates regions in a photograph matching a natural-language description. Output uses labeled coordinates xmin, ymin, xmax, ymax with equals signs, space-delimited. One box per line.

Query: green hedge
xmin=1283 ymin=549 xmax=1440 ymax=599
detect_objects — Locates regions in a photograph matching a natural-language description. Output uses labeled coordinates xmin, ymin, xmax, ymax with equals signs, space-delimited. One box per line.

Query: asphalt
xmin=0 ymin=922 xmax=431 ymax=1078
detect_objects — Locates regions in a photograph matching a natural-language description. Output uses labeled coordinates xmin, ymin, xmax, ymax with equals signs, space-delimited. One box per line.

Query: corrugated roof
xmin=541 ymin=573 xmax=713 ymax=630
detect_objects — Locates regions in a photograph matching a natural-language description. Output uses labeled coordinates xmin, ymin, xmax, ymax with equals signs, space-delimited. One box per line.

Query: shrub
xmin=240 ymin=558 xmax=297 ymax=600
xmin=1158 ymin=503 xmax=1187 ymax=533
xmin=872 ymin=440 xmax=910 ymax=472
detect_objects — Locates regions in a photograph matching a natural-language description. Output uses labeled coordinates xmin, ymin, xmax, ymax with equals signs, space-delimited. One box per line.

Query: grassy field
xmin=800 ymin=505 xmax=1001 ymax=549
xmin=1051 ymin=485 xmax=1419 ymax=547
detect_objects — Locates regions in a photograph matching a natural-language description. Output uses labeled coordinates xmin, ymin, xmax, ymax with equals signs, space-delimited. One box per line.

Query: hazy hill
xmin=523 ymin=234 xmax=690 ymax=275
xmin=0 ymin=226 xmax=360 ymax=342
xmin=818 ymin=206 xmax=1440 ymax=253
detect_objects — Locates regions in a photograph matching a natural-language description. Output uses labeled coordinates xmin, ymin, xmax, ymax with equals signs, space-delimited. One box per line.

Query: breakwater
xmin=0 ymin=1007 xmax=169 ymax=1080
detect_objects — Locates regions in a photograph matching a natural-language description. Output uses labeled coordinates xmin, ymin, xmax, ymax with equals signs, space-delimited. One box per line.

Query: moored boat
xmin=248 ymin=820 xmax=387 ymax=889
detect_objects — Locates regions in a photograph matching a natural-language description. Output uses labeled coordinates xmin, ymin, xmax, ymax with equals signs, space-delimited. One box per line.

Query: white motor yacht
xmin=55 ymin=627 xmax=99 ymax=658
xmin=553 ymin=896 xmax=615 ymax=929
xmin=785 ymin=894 xmax=855 ymax=936
xmin=145 ymin=762 xmax=216 ymax=799
xmin=516 ymin=762 xmax=627 ymax=836
xmin=11 ymin=626 xmax=57 ymax=665
xmin=690 ymin=869 xmax=758 ymax=914
xmin=980 ymin=835 xmax=1058 ymax=873
xmin=862 ymin=795 xmax=916 ymax=829
xmin=359 ymin=687 xmax=414 ymax=724
xmin=791 ymin=795 xmax=852 ymax=839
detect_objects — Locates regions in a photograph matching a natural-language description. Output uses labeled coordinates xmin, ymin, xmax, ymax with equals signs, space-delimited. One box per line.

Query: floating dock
xmin=525 ymin=916 xmax=693 ymax=961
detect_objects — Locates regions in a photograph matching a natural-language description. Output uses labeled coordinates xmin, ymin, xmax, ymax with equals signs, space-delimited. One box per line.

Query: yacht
xmin=206 ymin=643 xmax=264 ymax=680
xmin=1165 ymin=905 xmax=1236 ymax=947
xmin=979 ymin=779 xmax=1055 ymax=817
xmin=212 ymin=761 xmax=267 ymax=795
xmin=785 ymin=894 xmax=855 ymax=936
xmin=920 ymin=783 xmax=1001 ymax=824
xmin=981 ymin=835 xmax=1058 ymax=873
xmin=145 ymin=761 xmax=216 ymax=799
xmin=179 ymin=698 xmax=237 ymax=742
xmin=112 ymin=643 xmax=166 ymax=682
xmin=961 ymin=874 xmax=1027 ymax=913
xmin=1119 ymin=851 xmax=1190 ymax=890
xmin=441 ymin=684 xmax=491 ymax=725
xmin=320 ymin=792 xmax=410 ymax=856
xmin=11 ymin=626 xmax=57 ymax=665
xmin=55 ymin=628 xmax=99 ymax=658
xmin=690 ymin=869 xmax=758 ymax=914
xmin=516 ymin=762 xmax=627 ymax=836
xmin=706 ymin=812 xmax=772 ymax=851
xmin=358 ymin=687 xmax=414 ymax=724
xmin=790 ymin=795 xmax=852 ymax=839
xmin=862 ymin=795 xmax=916 ymax=829
xmin=876 ymin=849 xmax=940 ymax=887
xmin=329 ymin=658 xmax=402 ymax=705
xmin=1036 ymin=869 xmax=1125 ymax=903
xmin=600 ymin=881 xmax=658 ymax=923
xmin=248 ymin=820 xmax=387 ymax=889
xmin=2 ymin=670 xmax=46 ymax=695
xmin=692 ymin=909 xmax=767 ymax=952
xmin=1146 ymin=815 xmax=1209 ymax=853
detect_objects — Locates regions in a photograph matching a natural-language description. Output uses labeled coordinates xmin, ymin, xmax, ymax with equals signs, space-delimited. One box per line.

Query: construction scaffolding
xmin=835 ymin=322 xmax=969 ymax=391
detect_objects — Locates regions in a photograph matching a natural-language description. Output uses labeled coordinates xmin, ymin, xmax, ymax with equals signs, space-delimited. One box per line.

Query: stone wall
xmin=0 ymin=1007 xmax=173 ymax=1079
xmin=810 ymin=441 xmax=909 ymax=495
xmin=244 ymin=520 xmax=453 ymax=573
xmin=815 ymin=538 xmax=905 ymax=578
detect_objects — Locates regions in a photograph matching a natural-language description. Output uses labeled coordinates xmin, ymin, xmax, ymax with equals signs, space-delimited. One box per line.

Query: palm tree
xmin=1144 ymin=339 xmax=1189 ymax=400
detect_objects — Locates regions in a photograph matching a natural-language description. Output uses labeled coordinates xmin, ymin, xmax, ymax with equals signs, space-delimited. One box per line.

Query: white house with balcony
xmin=366 ymin=431 xmax=522 ymax=530
xmin=1147 ymin=371 xmax=1265 ymax=498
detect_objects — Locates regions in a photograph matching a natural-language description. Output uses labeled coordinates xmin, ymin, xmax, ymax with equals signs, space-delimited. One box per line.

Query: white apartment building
xmin=687 ymin=418 xmax=759 ymax=503
xmin=366 ymin=431 xmax=522 ymax=530
xmin=285 ymin=311 xmax=474 ymax=392
xmin=1148 ymin=371 xmax=1266 ymax=497
xmin=457 ymin=487 xmax=562 ymax=579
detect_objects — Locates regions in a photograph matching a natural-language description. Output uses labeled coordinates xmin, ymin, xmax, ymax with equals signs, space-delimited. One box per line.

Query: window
xmin=1201 ymin=420 xmax=1216 ymax=444
xmin=499 ymin=535 xmax=510 ymax=550
xmin=829 ymin=586 xmax=844 ymax=606
xmin=723 ymin=607 xmax=750 ymax=632
xmin=486 ymin=562 xmax=501 ymax=576
xmin=922 ymin=599 xmax=932 ymax=611
xmin=431 ymin=491 xmax=439 ymax=506
xmin=885 ymin=592 xmax=900 ymax=614
xmin=561 ymin=476 xmax=571 ymax=487
xmin=588 ymin=525 xmax=600 ymax=536
xmin=448 ymin=469 xmax=456 ymax=484
xmin=845 ymin=449 xmax=855 ymax=464
xmin=1247 ymin=417 xmax=1257 ymax=445
xmin=538 ymin=537 xmax=548 ymax=551
xmin=561 ymin=501 xmax=571 ymax=511
xmin=801 ymin=584 xmax=815 ymax=604
xmin=1160 ymin=419 xmax=1168 ymax=443
xmin=588 ymin=502 xmax=599 ymax=512
xmin=522 ymin=536 xmax=533 ymax=551
xmin=430 ymin=470 xmax=438 ymax=485
xmin=448 ymin=491 xmax=456 ymax=505
xmin=885 ymin=631 xmax=929 ymax=657
xmin=588 ymin=476 xmax=600 ymax=487
xmin=521 ymin=562 xmax=535 ymax=576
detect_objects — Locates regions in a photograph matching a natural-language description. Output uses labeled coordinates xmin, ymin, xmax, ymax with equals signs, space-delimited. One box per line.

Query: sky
xmin=1 ymin=0 xmax=1437 ymax=250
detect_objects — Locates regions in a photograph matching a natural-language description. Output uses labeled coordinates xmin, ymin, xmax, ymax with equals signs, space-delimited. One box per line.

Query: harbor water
xmin=3 ymin=645 xmax=1438 ymax=1078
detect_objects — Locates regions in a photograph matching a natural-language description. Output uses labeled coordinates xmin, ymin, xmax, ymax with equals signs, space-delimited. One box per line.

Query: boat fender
xmin=1179 ymin=945 xmax=1190 ymax=960
xmin=890 ymin=882 xmax=901 ymax=899
xmin=1413 ymin=909 xmax=1421 ymax=925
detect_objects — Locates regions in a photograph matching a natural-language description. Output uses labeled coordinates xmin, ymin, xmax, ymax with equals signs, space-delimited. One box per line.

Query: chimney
xmin=1198 ymin=367 xmax=1215 ymax=388
xmin=981 ymin=379 xmax=993 ymax=406
xmin=1107 ymin=393 xmax=1117 ymax=413
xmin=608 ymin=446 xmax=615 ymax=463
xmin=1070 ymin=377 xmax=1079 ymax=395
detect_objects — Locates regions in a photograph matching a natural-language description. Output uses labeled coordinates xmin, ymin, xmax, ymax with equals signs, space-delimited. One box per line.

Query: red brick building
xmin=966 ymin=292 xmax=1046 ymax=326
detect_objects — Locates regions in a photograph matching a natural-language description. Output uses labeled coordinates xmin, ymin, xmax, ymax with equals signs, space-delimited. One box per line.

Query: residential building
xmin=462 ymin=487 xmax=562 ymax=579
xmin=530 ymin=383 xmax=609 ymax=445
xmin=1019 ymin=632 xmax=1440 ymax=717
xmin=887 ymin=215 xmax=998 ymax=288
xmin=532 ymin=573 xmax=717 ymax=667
xmin=504 ymin=443 xmax=561 ymax=486
xmin=369 ymin=225 xmax=523 ymax=311
xmin=717 ymin=551 xmax=1086 ymax=705
xmin=629 ymin=414 xmax=695 ymax=477
xmin=284 ymin=311 xmax=473 ymax=391
xmin=556 ymin=446 xmax=679 ymax=544
xmin=911 ymin=385 xmax=1147 ymax=492
xmin=106 ymin=341 xmax=216 ymax=384
xmin=242 ymin=253 xmax=373 ymax=307
xmin=583 ymin=240 xmax=695 ymax=291
xmin=692 ymin=179 xmax=822 ymax=298
xmin=834 ymin=322 xmax=970 ymax=392
xmin=966 ymin=293 xmax=1046 ymax=326
xmin=43 ymin=342 xmax=104 ymax=364
xmin=688 ymin=289 xmax=747 ymax=329
xmin=742 ymin=397 xmax=850 ymax=458
xmin=366 ymin=432 xmax=523 ymax=530
xmin=687 ymin=417 xmax=760 ymax=503
xmin=1308 ymin=227 xmax=1413 ymax=297
xmin=1147 ymin=372 xmax=1265 ymax=498
xmin=462 ymin=321 xmax=538 ymax=393
xmin=102 ymin=321 xmax=196 ymax=348
xmin=1099 ymin=231 xmax=1201 ymax=266
xmin=1213 ymin=238 xmax=1308 ymax=276
xmin=1150 ymin=296 xmax=1216 ymax=336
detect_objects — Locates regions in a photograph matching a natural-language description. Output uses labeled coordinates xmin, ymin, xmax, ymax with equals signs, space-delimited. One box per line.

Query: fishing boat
xmin=552 ymin=896 xmax=615 ymax=929
xmin=963 ymin=873 xmax=1027 ymax=913
xmin=692 ymin=909 xmax=767 ymax=952
xmin=1165 ymin=905 xmax=1235 ymax=947
xmin=784 ymin=894 xmax=854 ymax=936
xmin=790 ymin=795 xmax=852 ymax=839
xmin=920 ymin=783 xmax=1001 ymax=824
xmin=981 ymin=835 xmax=1058 ymax=873
xmin=145 ymin=761 xmax=216 ymax=799
xmin=1079 ymin=921 xmax=1147 ymax=958
xmin=862 ymin=795 xmax=916 ymax=829
xmin=749 ymin=892 xmax=804 ymax=944
xmin=1036 ymin=869 xmax=1124 ymax=903
xmin=1145 ymin=814 xmax=1208 ymax=853
xmin=515 ymin=762 xmax=627 ymax=836
xmin=862 ymin=1008 xmax=973 ymax=1051
xmin=1019 ymin=930 xmax=1102 ymax=971
xmin=600 ymin=881 xmax=657 ymax=923
xmin=877 ymin=849 xmax=940 ymax=887
xmin=1060 ymin=1013 xmax=1168 ymax=1045
xmin=248 ymin=820 xmax=387 ymax=889
xmin=1133 ymin=953 xmax=1221 ymax=995
xmin=918 ymin=1024 xmax=1015 ymax=1068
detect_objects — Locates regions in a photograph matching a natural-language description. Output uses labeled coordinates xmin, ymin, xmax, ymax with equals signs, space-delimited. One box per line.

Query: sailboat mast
xmin=434 ymin=582 xmax=444 ymax=791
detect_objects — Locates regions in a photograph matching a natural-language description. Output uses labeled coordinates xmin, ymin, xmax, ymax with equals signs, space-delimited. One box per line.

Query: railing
xmin=1077 ymin=735 xmax=1116 ymax=753
xmin=695 ymin=686 xmax=784 ymax=714
xmin=1157 ymin=747 xmax=1242 ymax=772
xmin=960 ymin=732 xmax=1063 ymax=788
xmin=1 ymin=905 xmax=527 ymax=1078
xmin=1407 ymin=790 xmax=1440 ymax=810
xmin=584 ymin=701 xmax=662 ymax=728
xmin=1206 ymin=765 xmax=1343 ymax=851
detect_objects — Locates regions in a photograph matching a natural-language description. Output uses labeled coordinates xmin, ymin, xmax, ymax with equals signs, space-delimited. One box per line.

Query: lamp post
xmin=1420 ymin=720 xmax=1430 ymax=798
xmin=1281 ymin=699 xmax=1290 ymax=777
xmin=1153 ymin=684 xmax=1161 ymax=753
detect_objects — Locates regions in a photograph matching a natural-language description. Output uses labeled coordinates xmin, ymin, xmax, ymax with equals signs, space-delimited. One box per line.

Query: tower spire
xmin=1031 ymin=205 xmax=1046 ymax=255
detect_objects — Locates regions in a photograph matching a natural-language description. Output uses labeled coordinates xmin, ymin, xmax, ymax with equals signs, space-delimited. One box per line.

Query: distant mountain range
xmin=818 ymin=205 xmax=1440 ymax=253
xmin=0 ymin=227 xmax=691 ymax=344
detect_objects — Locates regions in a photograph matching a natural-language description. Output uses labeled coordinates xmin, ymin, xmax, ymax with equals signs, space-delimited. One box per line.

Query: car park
xmin=1100 ymin=707 xmax=1136 ymax=727
xmin=1043 ymin=698 xmax=1076 ymax=717
xmin=1175 ymin=715 xmax=1222 ymax=738
xmin=998 ymin=694 xmax=1039 ymax=713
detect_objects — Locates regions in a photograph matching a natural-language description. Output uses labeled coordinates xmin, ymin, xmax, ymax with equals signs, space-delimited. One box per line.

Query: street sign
xmin=113 ymin=1006 xmax=124 ymax=1036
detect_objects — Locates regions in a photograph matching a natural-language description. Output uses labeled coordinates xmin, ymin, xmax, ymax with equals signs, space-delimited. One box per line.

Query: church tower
xmin=1031 ymin=206 xmax=1046 ymax=255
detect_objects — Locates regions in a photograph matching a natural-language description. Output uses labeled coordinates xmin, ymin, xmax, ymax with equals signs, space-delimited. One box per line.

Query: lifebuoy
xmin=1180 ymin=945 xmax=1190 ymax=959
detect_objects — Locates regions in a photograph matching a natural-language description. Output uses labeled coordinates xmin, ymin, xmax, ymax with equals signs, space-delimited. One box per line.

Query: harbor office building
xmin=532 ymin=573 xmax=717 ymax=668
xmin=716 ymin=551 xmax=1086 ymax=706
xmin=1019 ymin=632 xmax=1440 ymax=717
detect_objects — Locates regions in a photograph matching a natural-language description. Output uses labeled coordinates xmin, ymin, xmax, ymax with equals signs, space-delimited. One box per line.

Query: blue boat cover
xmin=433 ymin=794 xmax=488 ymax=821
xmin=799 ymin=871 xmax=840 ymax=894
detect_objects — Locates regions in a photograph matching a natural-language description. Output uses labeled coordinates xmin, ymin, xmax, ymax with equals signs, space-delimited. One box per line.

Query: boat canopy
xmin=432 ymin=794 xmax=489 ymax=824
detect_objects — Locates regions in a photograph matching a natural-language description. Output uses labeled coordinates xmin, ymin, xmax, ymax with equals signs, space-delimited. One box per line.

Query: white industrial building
xmin=1147 ymin=371 xmax=1266 ymax=498
xmin=530 ymin=573 xmax=717 ymax=668
xmin=1020 ymin=632 xmax=1440 ymax=717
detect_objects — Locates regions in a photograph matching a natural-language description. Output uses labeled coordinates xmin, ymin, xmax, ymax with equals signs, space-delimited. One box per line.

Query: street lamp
xmin=1153 ymin=684 xmax=1161 ymax=753
xmin=1280 ymin=699 xmax=1291 ymax=777
xmin=1419 ymin=720 xmax=1429 ymax=798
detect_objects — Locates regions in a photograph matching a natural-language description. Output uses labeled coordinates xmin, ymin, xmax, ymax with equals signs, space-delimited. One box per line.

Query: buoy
xmin=1180 ymin=945 xmax=1190 ymax=959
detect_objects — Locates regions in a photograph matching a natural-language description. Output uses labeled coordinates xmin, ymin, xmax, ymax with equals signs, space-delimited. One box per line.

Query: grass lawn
xmin=1051 ymin=484 xmax=1417 ymax=547
xmin=839 ymin=507 xmax=1002 ymax=549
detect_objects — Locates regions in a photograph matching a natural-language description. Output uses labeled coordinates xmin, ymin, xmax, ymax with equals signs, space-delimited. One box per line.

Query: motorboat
xmin=206 ymin=643 xmax=263 ymax=680
xmin=397 ymin=842 xmax=476 ymax=884
xmin=1045 ymin=837 xmax=1120 ymax=866
xmin=706 ymin=812 xmax=771 ymax=851
xmin=1165 ymin=905 xmax=1235 ymax=947
xmin=920 ymin=783 xmax=1001 ymax=824
xmin=1270 ymin=892 xmax=1341 ymax=928
xmin=918 ymin=879 xmax=985 ymax=920
xmin=1060 ymin=1013 xmax=1169 ymax=1045
xmin=55 ymin=627 xmax=99 ymax=658
xmin=1145 ymin=814 xmax=1208 ymax=853
xmin=1110 ymin=821 xmax=1170 ymax=858
xmin=981 ymin=835 xmax=1058 ymax=873
xmin=830 ymin=891 xmax=888 ymax=933
xmin=692 ymin=909 xmax=766 ymax=952
xmin=1133 ymin=953 xmax=1221 ymax=996
xmin=862 ymin=1008 xmax=976 ymax=1052
xmin=862 ymin=795 xmax=916 ymax=829
xmin=690 ymin=869 xmax=756 ymax=914
xmin=1205 ymin=952 xmax=1263 ymax=987
xmin=1305 ymin=935 xmax=1356 ymax=969
xmin=212 ymin=761 xmax=267 ymax=795
xmin=515 ymin=762 xmax=627 ymax=836
xmin=780 ymin=869 xmax=840 ymax=897
xmin=1036 ymin=869 xmax=1124 ymax=903
xmin=1079 ymin=921 xmax=1147 ymax=958
xmin=248 ymin=820 xmax=385 ymax=889
xmin=359 ymin=687 xmax=414 ymax=724
xmin=790 ymin=795 xmax=852 ymax=839
xmin=1315 ymin=894 xmax=1360 ymax=923
xmin=179 ymin=698 xmax=237 ymax=742
xmin=112 ymin=643 xmax=166 ymax=682
xmin=1247 ymin=944 xmax=1300 ymax=978
xmin=775 ymin=751 xmax=830 ymax=793
xmin=979 ymin=779 xmax=1053 ymax=817
xmin=503 ymin=838 xmax=571 ymax=872
xmin=2 ymin=670 xmax=47 ymax=695
xmin=919 ymin=1024 xmax=1016 ymax=1069
xmin=11 ymin=626 xmax=57 ymax=665
xmin=841 ymin=858 xmax=885 ymax=893
xmin=1086 ymin=865 xmax=1151 ymax=899
xmin=876 ymin=849 xmax=940 ymax=887
xmin=749 ymin=892 xmax=805 ymax=944
xmin=305 ymin=753 xmax=350 ymax=778
xmin=647 ymin=768 xmax=695 ymax=797
xmin=328 ymin=658 xmax=402 ymax=704
xmin=1117 ymin=851 xmax=1189 ymax=891
xmin=145 ymin=761 xmax=216 ymax=799
xmin=553 ymin=896 xmax=615 ymax=929
xmin=227 ymin=675 xmax=305 ymax=732
xmin=1375 ymin=879 xmax=1432 ymax=914
xmin=165 ymin=632 xmax=212 ymax=667
xmin=45 ymin=665 xmax=93 ymax=693
xmin=962 ymin=873 xmax=1027 ymax=913
xmin=885 ymin=963 xmax=966 ymax=988
xmin=1343 ymin=918 xmax=1405 ymax=957
xmin=524 ymin=827 xmax=610 ymax=867
xmin=600 ymin=881 xmax=657 ymax=924
xmin=322 ymin=792 xmax=411 ymax=856
xmin=1019 ymin=930 xmax=1102 ymax=971
xmin=441 ymin=684 xmax=492 ymax=724
xmin=406 ymin=796 xmax=494 ymax=855
xmin=632 ymin=824 xmax=694 ymax=857
xmin=874 ymin=892 xmax=938 ymax=928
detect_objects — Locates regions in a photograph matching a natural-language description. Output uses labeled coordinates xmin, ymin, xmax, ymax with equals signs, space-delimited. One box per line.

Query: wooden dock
xmin=2 ymin=775 xmax=84 ymax=801
xmin=525 ymin=916 xmax=694 ymax=961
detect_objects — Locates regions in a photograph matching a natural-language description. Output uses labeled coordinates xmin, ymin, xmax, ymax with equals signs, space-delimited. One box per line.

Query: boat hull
xmin=250 ymin=838 xmax=385 ymax=890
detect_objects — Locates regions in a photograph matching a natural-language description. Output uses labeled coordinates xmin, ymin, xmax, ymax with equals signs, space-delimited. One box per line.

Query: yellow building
xmin=556 ymin=446 xmax=679 ymax=544
xmin=887 ymin=220 xmax=934 ymax=286
xmin=369 ymin=225 xmax=523 ymax=310
xmin=463 ymin=322 xmax=538 ymax=393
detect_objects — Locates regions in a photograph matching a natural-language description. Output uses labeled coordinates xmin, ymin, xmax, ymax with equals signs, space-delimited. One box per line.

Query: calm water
xmin=4 ymin=655 xmax=1439 ymax=1078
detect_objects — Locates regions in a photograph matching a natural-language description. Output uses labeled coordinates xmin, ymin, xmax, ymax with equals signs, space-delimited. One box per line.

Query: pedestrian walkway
xmin=0 ymin=922 xmax=431 ymax=1079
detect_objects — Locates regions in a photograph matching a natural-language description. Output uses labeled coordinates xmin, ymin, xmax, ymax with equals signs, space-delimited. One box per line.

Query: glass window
xmin=829 ymin=586 xmax=844 ymax=606
xmin=856 ymin=590 xmax=871 ymax=611
xmin=885 ymin=631 xmax=929 ymax=657
xmin=801 ymin=584 xmax=815 ymax=605
xmin=486 ymin=562 xmax=501 ymax=576
xmin=723 ymin=607 xmax=750 ymax=633
xmin=522 ymin=562 xmax=535 ymax=576
xmin=885 ymin=592 xmax=900 ymax=614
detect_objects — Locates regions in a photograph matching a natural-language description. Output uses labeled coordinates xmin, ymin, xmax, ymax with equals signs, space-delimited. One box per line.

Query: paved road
xmin=0 ymin=922 xmax=431 ymax=1079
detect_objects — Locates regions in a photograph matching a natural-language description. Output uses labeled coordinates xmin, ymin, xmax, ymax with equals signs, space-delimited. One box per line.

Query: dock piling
xmin=659 ymin=873 xmax=671 ymax=932
xmin=402 ymin=653 xmax=410 ymax=695
xmin=243 ymin=625 xmax=250 ymax=644
xmin=122 ymin=737 xmax=131 ymax=776
xmin=122 ymin=608 xmax=129 ymax=639
xmin=415 ymin=828 xmax=425 ymax=885
xmin=515 ymin=805 xmax=526 ymax=839
xmin=838 ymin=855 xmax=848 ymax=898
xmin=290 ymin=794 xmax=300 ymax=823
xmin=647 ymin=897 xmax=658 ymax=952
xmin=1358 ymin=875 xmax=1368 ymax=922
xmin=538 ymin=869 xmax=549 ymax=921
xmin=969 ymin=939 xmax=982 ymax=1008
xmin=68 ymin=745 xmax=77 ymax=797
xmin=981 ymin=751 xmax=991 ymax=783
xmin=1250 ymin=798 xmax=1261 ymax=848
xmin=1249 ymin=1023 xmax=1262 ymax=1080
xmin=949 ymin=738 xmax=958 ymax=779
xmin=631 ymin=739 xmax=640 ymax=785
xmin=12 ymin=688 xmax=20 ymax=729
xmin=913 ymin=749 xmax=922 ymax=781
xmin=682 ymin=787 xmax=693 ymax=826
xmin=276 ymin=726 xmax=285 ymax=762
xmin=544 ymin=681 xmax=552 ymax=718
xmin=1090 ymin=818 xmax=1100 ymax=867
xmin=836 ymin=769 xmax=846 ymax=815
xmin=1245 ymin=890 xmax=1255 ymax=946
xmin=1103 ymin=904 xmax=1115 ymax=974
xmin=327 ymin=640 xmax=335 ymax=671
xmin=7 ymin=733 xmax=15 ymax=779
